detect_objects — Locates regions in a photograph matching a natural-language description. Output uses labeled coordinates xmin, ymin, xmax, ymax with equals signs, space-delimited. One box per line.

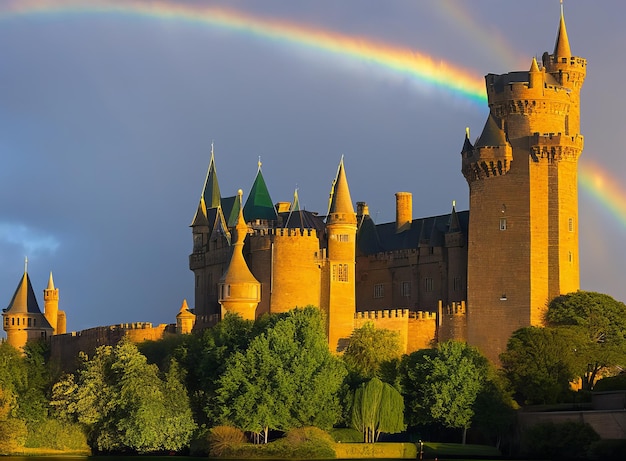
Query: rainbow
xmin=432 ymin=0 xmax=528 ymax=71
xmin=579 ymin=161 xmax=626 ymax=228
xmin=1 ymin=1 xmax=623 ymax=224
xmin=0 ymin=0 xmax=487 ymax=105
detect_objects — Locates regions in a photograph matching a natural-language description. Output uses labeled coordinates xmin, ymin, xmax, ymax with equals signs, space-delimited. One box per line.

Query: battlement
xmin=462 ymin=144 xmax=513 ymax=182
xmin=355 ymin=309 xmax=435 ymax=320
xmin=250 ymin=227 xmax=321 ymax=238
xmin=530 ymin=132 xmax=584 ymax=162
xmin=441 ymin=300 xmax=466 ymax=316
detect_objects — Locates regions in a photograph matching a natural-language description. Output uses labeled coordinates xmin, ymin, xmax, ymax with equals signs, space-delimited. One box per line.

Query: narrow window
xmin=338 ymin=264 xmax=349 ymax=282
xmin=568 ymin=251 xmax=573 ymax=263
xmin=453 ymin=276 xmax=462 ymax=291
xmin=401 ymin=281 xmax=411 ymax=297
xmin=374 ymin=284 xmax=384 ymax=299
xmin=28 ymin=318 xmax=32 ymax=327
xmin=424 ymin=277 xmax=434 ymax=292
xmin=568 ymin=217 xmax=574 ymax=233
xmin=500 ymin=218 xmax=507 ymax=231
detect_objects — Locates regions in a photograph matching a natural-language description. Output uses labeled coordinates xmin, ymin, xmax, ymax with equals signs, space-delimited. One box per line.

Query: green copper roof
xmin=202 ymin=152 xmax=222 ymax=210
xmin=243 ymin=167 xmax=277 ymax=222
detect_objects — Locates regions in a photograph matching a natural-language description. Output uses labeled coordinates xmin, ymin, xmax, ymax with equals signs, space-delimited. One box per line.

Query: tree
xmin=472 ymin=371 xmax=518 ymax=449
xmin=343 ymin=322 xmax=402 ymax=379
xmin=351 ymin=377 xmax=405 ymax=443
xmin=174 ymin=312 xmax=257 ymax=426
xmin=546 ymin=291 xmax=626 ymax=390
xmin=217 ymin=307 xmax=346 ymax=442
xmin=401 ymin=341 xmax=488 ymax=444
xmin=500 ymin=326 xmax=579 ymax=404
xmin=51 ymin=339 xmax=195 ymax=453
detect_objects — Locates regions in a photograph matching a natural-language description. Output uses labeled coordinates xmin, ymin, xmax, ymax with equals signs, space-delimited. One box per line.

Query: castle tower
xmin=43 ymin=272 xmax=59 ymax=335
xmin=324 ymin=157 xmax=357 ymax=352
xmin=190 ymin=146 xmax=231 ymax=328
xmin=218 ymin=190 xmax=261 ymax=320
xmin=462 ymin=6 xmax=585 ymax=362
xmin=2 ymin=264 xmax=54 ymax=350
xmin=176 ymin=299 xmax=196 ymax=334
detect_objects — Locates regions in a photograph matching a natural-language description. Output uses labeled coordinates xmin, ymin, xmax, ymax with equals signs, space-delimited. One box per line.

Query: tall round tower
xmin=43 ymin=272 xmax=59 ymax=335
xmin=461 ymin=6 xmax=586 ymax=362
xmin=325 ymin=157 xmax=357 ymax=352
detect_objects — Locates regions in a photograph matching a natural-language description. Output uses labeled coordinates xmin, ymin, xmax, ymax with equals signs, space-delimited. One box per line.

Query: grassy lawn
xmin=421 ymin=441 xmax=501 ymax=458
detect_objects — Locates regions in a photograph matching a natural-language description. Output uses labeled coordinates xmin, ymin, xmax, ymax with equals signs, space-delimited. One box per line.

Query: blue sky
xmin=1 ymin=0 xmax=625 ymax=334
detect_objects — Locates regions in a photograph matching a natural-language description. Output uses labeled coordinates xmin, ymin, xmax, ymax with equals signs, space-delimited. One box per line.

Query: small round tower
xmin=218 ymin=190 xmax=261 ymax=320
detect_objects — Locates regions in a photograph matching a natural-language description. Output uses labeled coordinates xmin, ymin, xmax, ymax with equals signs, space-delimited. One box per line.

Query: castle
xmin=3 ymin=7 xmax=584 ymax=364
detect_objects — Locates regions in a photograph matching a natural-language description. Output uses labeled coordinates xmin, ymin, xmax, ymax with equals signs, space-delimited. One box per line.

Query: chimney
xmin=395 ymin=192 xmax=412 ymax=233
xmin=357 ymin=201 xmax=369 ymax=218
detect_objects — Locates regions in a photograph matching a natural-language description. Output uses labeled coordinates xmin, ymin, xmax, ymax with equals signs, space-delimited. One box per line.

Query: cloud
xmin=0 ymin=222 xmax=60 ymax=256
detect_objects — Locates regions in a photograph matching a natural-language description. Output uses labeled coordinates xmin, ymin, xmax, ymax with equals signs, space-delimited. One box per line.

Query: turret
xmin=462 ymin=5 xmax=585 ymax=363
xmin=43 ymin=272 xmax=59 ymax=335
xmin=325 ymin=157 xmax=357 ymax=352
xmin=176 ymin=299 xmax=196 ymax=334
xmin=218 ymin=190 xmax=261 ymax=320
xmin=2 ymin=263 xmax=53 ymax=350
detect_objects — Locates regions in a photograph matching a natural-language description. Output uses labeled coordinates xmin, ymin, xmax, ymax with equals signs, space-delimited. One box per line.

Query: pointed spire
xmin=553 ymin=1 xmax=571 ymax=59
xmin=191 ymin=196 xmax=209 ymax=227
xmin=221 ymin=190 xmax=260 ymax=285
xmin=179 ymin=298 xmax=189 ymax=312
xmin=243 ymin=162 xmax=277 ymax=222
xmin=461 ymin=127 xmax=474 ymax=154
xmin=292 ymin=188 xmax=300 ymax=212
xmin=475 ymin=113 xmax=508 ymax=148
xmin=328 ymin=156 xmax=354 ymax=215
xmin=530 ymin=56 xmax=540 ymax=73
xmin=449 ymin=200 xmax=460 ymax=233
xmin=4 ymin=271 xmax=43 ymax=315
xmin=47 ymin=272 xmax=55 ymax=290
xmin=202 ymin=145 xmax=222 ymax=210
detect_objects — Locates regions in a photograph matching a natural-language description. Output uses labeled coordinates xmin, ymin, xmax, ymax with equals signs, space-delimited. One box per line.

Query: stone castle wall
xmin=50 ymin=322 xmax=175 ymax=371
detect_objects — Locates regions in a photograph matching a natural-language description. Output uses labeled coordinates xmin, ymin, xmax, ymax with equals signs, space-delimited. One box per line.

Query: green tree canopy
xmin=351 ymin=377 xmax=405 ymax=443
xmin=51 ymin=339 xmax=195 ymax=453
xmin=546 ymin=291 xmax=626 ymax=389
xmin=343 ymin=322 xmax=402 ymax=380
xmin=401 ymin=341 xmax=488 ymax=444
xmin=216 ymin=307 xmax=346 ymax=442
xmin=174 ymin=312 xmax=258 ymax=426
xmin=500 ymin=326 xmax=579 ymax=404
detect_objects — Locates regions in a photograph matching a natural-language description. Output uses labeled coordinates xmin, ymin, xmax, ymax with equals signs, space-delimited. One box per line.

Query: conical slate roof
xmin=243 ymin=163 xmax=277 ymax=222
xmin=4 ymin=272 xmax=42 ymax=315
xmin=475 ymin=113 xmax=508 ymax=148
xmin=203 ymin=150 xmax=222 ymax=210
xmin=328 ymin=157 xmax=354 ymax=215
xmin=553 ymin=6 xmax=572 ymax=59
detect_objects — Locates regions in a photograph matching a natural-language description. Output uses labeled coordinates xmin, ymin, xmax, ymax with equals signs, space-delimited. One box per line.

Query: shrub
xmin=207 ymin=425 xmax=246 ymax=457
xmin=0 ymin=418 xmax=27 ymax=454
xmin=25 ymin=418 xmax=89 ymax=451
xmin=521 ymin=421 xmax=600 ymax=460
xmin=267 ymin=427 xmax=336 ymax=459
xmin=329 ymin=427 xmax=363 ymax=442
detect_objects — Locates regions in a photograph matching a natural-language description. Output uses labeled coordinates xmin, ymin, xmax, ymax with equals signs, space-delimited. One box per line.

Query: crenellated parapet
xmin=437 ymin=300 xmax=467 ymax=343
xmin=530 ymin=132 xmax=584 ymax=163
xmin=355 ymin=308 xmax=411 ymax=319
xmin=462 ymin=144 xmax=513 ymax=181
